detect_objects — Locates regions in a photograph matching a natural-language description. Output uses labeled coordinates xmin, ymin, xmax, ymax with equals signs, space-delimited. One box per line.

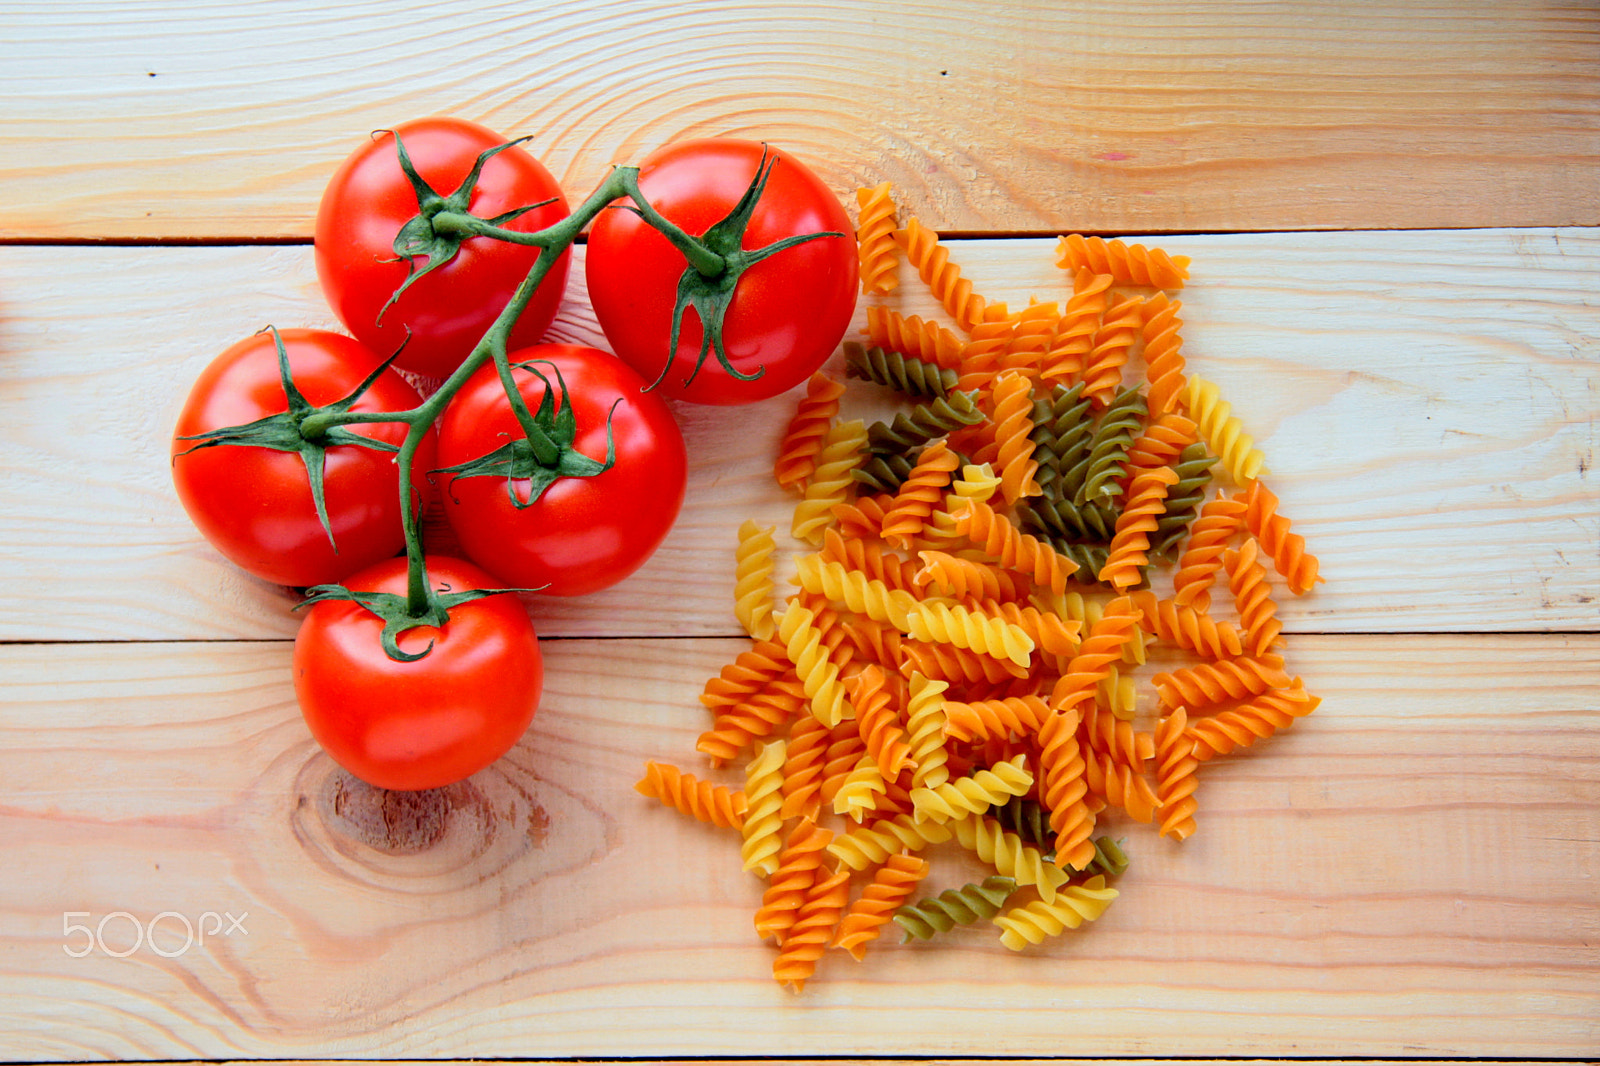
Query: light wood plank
xmin=1 ymin=1 xmax=1596 ymax=239
xmin=0 ymin=634 xmax=1595 ymax=1058
xmin=1 ymin=229 xmax=1595 ymax=641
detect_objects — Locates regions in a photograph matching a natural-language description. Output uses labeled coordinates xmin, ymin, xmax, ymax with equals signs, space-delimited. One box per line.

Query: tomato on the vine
xmin=584 ymin=138 xmax=858 ymax=405
xmin=293 ymin=555 xmax=542 ymax=791
xmin=434 ymin=343 xmax=687 ymax=597
xmin=314 ymin=116 xmax=572 ymax=380
xmin=170 ymin=328 xmax=434 ymax=588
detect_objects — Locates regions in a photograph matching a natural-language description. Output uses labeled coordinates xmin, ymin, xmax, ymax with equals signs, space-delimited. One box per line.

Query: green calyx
xmin=433 ymin=359 xmax=618 ymax=508
xmin=296 ymin=582 xmax=529 ymax=662
xmin=645 ymin=145 xmax=845 ymax=392
xmin=174 ymin=326 xmax=402 ymax=552
xmin=379 ymin=131 xmax=556 ymax=322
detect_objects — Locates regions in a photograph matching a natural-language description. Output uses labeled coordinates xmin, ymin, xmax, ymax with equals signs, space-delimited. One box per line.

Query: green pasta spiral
xmin=1067 ymin=835 xmax=1131 ymax=878
xmin=1073 ymin=386 xmax=1147 ymax=507
xmin=1150 ymin=441 xmax=1213 ymax=560
xmin=851 ymin=451 xmax=918 ymax=494
xmin=1018 ymin=495 xmax=1120 ymax=543
xmin=1029 ymin=383 xmax=1094 ymax=496
xmin=894 ymin=876 xmax=1017 ymax=942
xmin=991 ymin=796 xmax=1054 ymax=854
xmin=867 ymin=391 xmax=985 ymax=456
xmin=845 ymin=341 xmax=956 ymax=399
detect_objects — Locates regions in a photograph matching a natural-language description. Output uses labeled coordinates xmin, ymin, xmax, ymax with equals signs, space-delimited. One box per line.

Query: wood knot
xmin=318 ymin=770 xmax=471 ymax=855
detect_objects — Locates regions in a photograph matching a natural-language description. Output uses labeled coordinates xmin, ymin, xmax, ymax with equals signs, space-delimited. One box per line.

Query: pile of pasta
xmin=636 ymin=184 xmax=1324 ymax=993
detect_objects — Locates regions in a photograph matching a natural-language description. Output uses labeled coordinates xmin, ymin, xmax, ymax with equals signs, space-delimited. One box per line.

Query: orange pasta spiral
xmin=1055 ymin=233 xmax=1190 ymax=290
xmin=1140 ymin=293 xmax=1188 ymax=417
xmin=1154 ymin=654 xmax=1293 ymax=711
xmin=780 ymin=712 xmax=831 ymax=819
xmin=821 ymin=528 xmax=921 ymax=593
xmin=895 ymin=216 xmax=992 ymax=333
xmin=1128 ymin=589 xmax=1244 ymax=659
xmin=1036 ymin=708 xmax=1097 ymax=870
xmin=850 ymin=665 xmax=914 ymax=779
xmin=697 ymin=673 xmax=806 ymax=766
xmin=880 ymin=439 xmax=960 ymax=548
xmin=699 ymin=639 xmax=793 ymax=711
xmin=1082 ymin=293 xmax=1143 ymax=408
xmin=774 ymin=865 xmax=852 ymax=992
xmin=914 ymin=551 xmax=1026 ymax=603
xmin=1153 ymin=707 xmax=1200 ymax=839
xmin=990 ymin=369 xmax=1043 ymax=505
xmin=1123 ymin=411 xmax=1199 ymax=479
xmin=953 ymin=496 xmax=1080 ymax=595
xmin=774 ymin=372 xmax=845 ymax=493
xmin=1242 ymin=479 xmax=1324 ymax=594
xmin=1187 ymin=683 xmax=1321 ymax=760
xmin=1048 ymin=595 xmax=1140 ymax=713
xmin=832 ymin=851 xmax=930 ymax=960
xmin=1171 ymin=494 xmax=1247 ymax=610
xmin=855 ymin=181 xmax=900 ymax=296
xmin=1097 ymin=464 xmax=1180 ymax=590
xmin=1082 ymin=750 xmax=1158 ymax=823
xmin=635 ymin=761 xmax=747 ymax=829
xmin=866 ymin=306 xmax=965 ymax=371
xmin=1227 ymin=537 xmax=1283 ymax=656
xmin=999 ymin=299 xmax=1060 ymax=377
xmin=1041 ymin=268 xmax=1113 ymax=384
xmin=755 ymin=816 xmax=832 ymax=943
xmin=900 ymin=636 xmax=1029 ymax=686
xmin=941 ymin=694 xmax=1053 ymax=744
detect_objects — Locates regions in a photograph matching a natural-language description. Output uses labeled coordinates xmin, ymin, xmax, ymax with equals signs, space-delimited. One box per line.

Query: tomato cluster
xmin=169 ymin=117 xmax=857 ymax=792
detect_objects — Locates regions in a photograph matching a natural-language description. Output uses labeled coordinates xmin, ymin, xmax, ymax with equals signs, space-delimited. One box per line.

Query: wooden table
xmin=2 ymin=2 xmax=1596 ymax=1060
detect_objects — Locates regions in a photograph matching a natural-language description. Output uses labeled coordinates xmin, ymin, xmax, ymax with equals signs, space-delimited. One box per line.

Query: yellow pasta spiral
xmin=855 ymin=181 xmax=900 ymax=296
xmin=1055 ymin=233 xmax=1190 ymax=290
xmin=791 ymin=418 xmax=866 ymax=545
xmin=909 ymin=753 xmax=1033 ymax=823
xmin=905 ymin=600 xmax=1036 ymax=670
xmin=828 ymin=810 xmax=954 ymax=871
xmin=776 ymin=603 xmax=854 ymax=727
xmin=992 ymin=874 xmax=1119 ymax=951
xmin=950 ymin=813 xmax=1070 ymax=903
xmin=741 ymin=738 xmax=788 ymax=875
xmin=830 ymin=754 xmax=888 ymax=821
xmin=733 ymin=519 xmax=778 ymax=641
xmin=1183 ymin=375 xmax=1268 ymax=485
xmin=634 ymin=761 xmax=746 ymax=830
xmin=903 ymin=671 xmax=952 ymax=789
xmin=791 ymin=553 xmax=918 ymax=631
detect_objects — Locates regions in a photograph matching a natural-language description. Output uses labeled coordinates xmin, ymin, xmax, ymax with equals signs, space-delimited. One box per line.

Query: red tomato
xmin=293 ymin=555 xmax=542 ymax=791
xmin=434 ymin=344 xmax=687 ymax=596
xmin=585 ymin=138 xmax=858 ymax=405
xmin=171 ymin=328 xmax=434 ymax=588
xmin=314 ymin=116 xmax=572 ymax=380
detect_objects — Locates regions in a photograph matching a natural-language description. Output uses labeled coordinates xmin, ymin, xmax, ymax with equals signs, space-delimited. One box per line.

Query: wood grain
xmin=1 ymin=230 xmax=1594 ymax=641
xmin=1 ymin=634 xmax=1595 ymax=1058
xmin=2 ymin=0 xmax=1596 ymax=240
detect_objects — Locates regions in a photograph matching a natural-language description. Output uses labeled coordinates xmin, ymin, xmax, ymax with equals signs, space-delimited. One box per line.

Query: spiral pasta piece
xmin=866 ymin=306 xmax=965 ymax=371
xmin=950 ymin=813 xmax=1070 ymax=902
xmin=1127 ymin=588 xmax=1244 ymax=659
xmin=999 ymin=299 xmax=1060 ymax=377
xmin=1097 ymin=464 xmax=1180 ymax=590
xmin=779 ymin=711 xmax=830 ymax=820
xmin=819 ymin=527 xmax=921 ymax=593
xmin=903 ymin=671 xmax=952 ymax=790
xmin=828 ymin=811 xmax=954 ymax=871
xmin=792 ymin=418 xmax=866 ymax=545
xmin=912 ymin=551 xmax=1022 ymax=603
xmin=1187 ymin=683 xmax=1321 ymax=760
xmin=855 ymin=181 xmax=900 ymax=296
xmin=699 ymin=638 xmax=791 ymax=711
xmin=1151 ymin=441 xmax=1214 ymax=559
xmin=1123 ymin=411 xmax=1199 ymax=479
xmin=956 ymin=309 xmax=1017 ymax=399
xmin=733 ymin=520 xmax=778 ymax=641
xmin=1082 ymin=293 xmax=1143 ymax=408
xmin=993 ymin=874 xmax=1119 ymax=951
xmin=777 ymin=603 xmax=855 ymax=727
xmin=1153 ymin=707 xmax=1199 ymax=840
xmin=881 ymin=440 xmax=961 ymax=548
xmin=1041 ymin=269 xmax=1113 ymax=384
xmin=697 ymin=673 xmax=806 ymax=766
xmin=980 ymin=600 xmax=1082 ymax=660
xmin=893 ymin=875 xmax=1017 ymax=942
xmin=773 ymin=864 xmax=852 ymax=992
xmin=849 ymin=664 xmax=913 ymax=779
xmin=774 ymin=372 xmax=846 ymax=493
xmin=953 ymin=496 xmax=1080 ymax=595
xmin=1048 ymin=595 xmax=1140 ymax=713
xmin=895 ymin=216 xmax=992 ymax=333
xmin=830 ymin=754 xmax=888 ymax=821
xmin=845 ymin=340 xmax=955 ymax=399
xmin=1154 ymin=654 xmax=1293 ymax=711
xmin=1035 ymin=708 xmax=1097 ymax=869
xmin=941 ymin=694 xmax=1053 ymax=744
xmin=1183 ymin=375 xmax=1268 ymax=485
xmin=867 ymin=390 xmax=985 ymax=457
xmin=900 ymin=636 xmax=1029 ymax=686
xmin=920 ymin=462 xmax=1004 ymax=551
xmin=833 ymin=851 xmax=930 ymax=960
xmin=905 ymin=600 xmax=1036 ymax=670
xmin=1227 ymin=537 xmax=1283 ymax=656
xmin=909 ymin=753 xmax=1033 ymax=823
xmin=1140 ymin=292 xmax=1188 ymax=417
xmin=753 ymin=817 xmax=831 ymax=943
xmin=1242 ymin=478 xmax=1324 ymax=594
xmin=635 ymin=761 xmax=746 ymax=830
xmin=1171 ymin=494 xmax=1247 ymax=611
xmin=1055 ymin=233 xmax=1190 ymax=290
xmin=1082 ymin=750 xmax=1158 ymax=823
xmin=741 ymin=739 xmax=788 ymax=875
xmin=990 ymin=369 xmax=1043 ymax=504
xmin=1075 ymin=385 xmax=1147 ymax=506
